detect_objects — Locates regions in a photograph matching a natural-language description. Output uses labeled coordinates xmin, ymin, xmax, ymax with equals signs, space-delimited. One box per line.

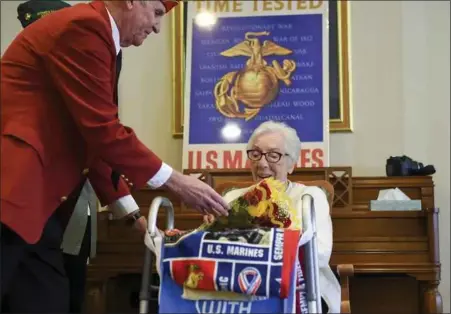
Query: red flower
xmin=272 ymin=204 xmax=292 ymax=228
xmin=243 ymin=188 xmax=263 ymax=206
xmin=252 ymin=216 xmax=273 ymax=227
xmin=258 ymin=181 xmax=272 ymax=199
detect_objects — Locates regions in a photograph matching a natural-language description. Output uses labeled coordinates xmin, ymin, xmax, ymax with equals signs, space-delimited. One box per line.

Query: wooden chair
xmin=215 ymin=180 xmax=354 ymax=313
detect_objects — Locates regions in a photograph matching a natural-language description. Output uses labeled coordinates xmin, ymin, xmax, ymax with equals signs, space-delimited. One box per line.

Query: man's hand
xmin=164 ymin=171 xmax=229 ymax=217
xmin=133 ymin=216 xmax=148 ymax=235
xmin=125 ymin=210 xmax=148 ymax=235
xmin=203 ymin=214 xmax=215 ymax=224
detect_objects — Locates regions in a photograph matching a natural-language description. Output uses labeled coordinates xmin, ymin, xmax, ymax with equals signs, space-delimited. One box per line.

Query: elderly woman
xmin=204 ymin=121 xmax=340 ymax=313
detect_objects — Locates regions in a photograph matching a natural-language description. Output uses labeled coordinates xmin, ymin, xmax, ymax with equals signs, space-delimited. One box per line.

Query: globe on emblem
xmin=213 ymin=31 xmax=296 ymax=120
xmin=234 ymin=67 xmax=279 ymax=109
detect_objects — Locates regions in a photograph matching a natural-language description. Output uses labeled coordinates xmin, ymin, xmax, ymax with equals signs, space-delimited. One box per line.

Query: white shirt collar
xmin=105 ymin=8 xmax=121 ymax=55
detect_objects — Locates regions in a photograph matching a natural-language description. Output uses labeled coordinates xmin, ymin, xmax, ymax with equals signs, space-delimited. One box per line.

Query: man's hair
xmin=247 ymin=121 xmax=302 ymax=166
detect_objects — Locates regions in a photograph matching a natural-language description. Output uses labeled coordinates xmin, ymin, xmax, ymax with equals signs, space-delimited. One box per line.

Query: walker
xmin=139 ymin=195 xmax=322 ymax=314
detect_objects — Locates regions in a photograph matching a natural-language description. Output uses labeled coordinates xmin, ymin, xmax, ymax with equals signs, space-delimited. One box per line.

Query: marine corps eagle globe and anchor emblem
xmin=184 ymin=264 xmax=205 ymax=289
xmin=214 ymin=31 xmax=297 ymax=120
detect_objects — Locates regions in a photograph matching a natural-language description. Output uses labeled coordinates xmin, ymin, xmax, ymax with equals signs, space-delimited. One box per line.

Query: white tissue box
xmin=370 ymin=200 xmax=422 ymax=211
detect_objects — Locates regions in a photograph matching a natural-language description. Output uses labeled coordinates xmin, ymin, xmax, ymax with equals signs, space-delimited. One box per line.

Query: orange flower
xmin=243 ymin=189 xmax=261 ymax=206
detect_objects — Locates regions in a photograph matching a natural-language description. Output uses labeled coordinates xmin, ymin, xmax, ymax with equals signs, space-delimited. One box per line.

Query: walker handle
xmin=302 ymin=194 xmax=322 ymax=314
xmin=139 ymin=196 xmax=175 ymax=314
xmin=147 ymin=196 xmax=175 ymax=234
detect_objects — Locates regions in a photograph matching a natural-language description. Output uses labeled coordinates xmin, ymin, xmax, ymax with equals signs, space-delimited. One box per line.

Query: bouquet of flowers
xmin=199 ymin=178 xmax=301 ymax=232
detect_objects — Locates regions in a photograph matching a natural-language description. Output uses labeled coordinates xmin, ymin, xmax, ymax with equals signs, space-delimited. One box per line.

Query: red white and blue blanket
xmin=157 ymin=227 xmax=308 ymax=314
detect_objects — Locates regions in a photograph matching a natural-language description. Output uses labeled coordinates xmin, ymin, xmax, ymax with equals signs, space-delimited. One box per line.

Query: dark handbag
xmin=386 ymin=155 xmax=436 ymax=176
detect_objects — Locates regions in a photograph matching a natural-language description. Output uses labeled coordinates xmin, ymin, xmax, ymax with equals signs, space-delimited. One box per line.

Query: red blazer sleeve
xmin=46 ymin=17 xmax=162 ymax=190
xmin=88 ymin=158 xmax=130 ymax=207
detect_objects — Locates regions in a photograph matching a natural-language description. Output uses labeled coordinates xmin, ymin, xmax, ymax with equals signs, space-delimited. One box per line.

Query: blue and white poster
xmin=182 ymin=1 xmax=329 ymax=170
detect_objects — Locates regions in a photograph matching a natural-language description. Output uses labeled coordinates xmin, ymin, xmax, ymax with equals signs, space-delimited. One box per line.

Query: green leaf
xmin=201 ymin=198 xmax=257 ymax=231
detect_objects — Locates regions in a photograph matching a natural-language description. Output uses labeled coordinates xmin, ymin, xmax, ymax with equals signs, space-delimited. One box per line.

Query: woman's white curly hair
xmin=246 ymin=121 xmax=302 ymax=167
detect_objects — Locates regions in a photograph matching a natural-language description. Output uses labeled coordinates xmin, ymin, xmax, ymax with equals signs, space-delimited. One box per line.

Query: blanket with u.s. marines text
xmin=157 ymin=227 xmax=305 ymax=314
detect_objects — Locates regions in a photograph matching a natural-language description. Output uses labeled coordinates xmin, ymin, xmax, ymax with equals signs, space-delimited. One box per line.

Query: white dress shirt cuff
xmin=109 ymin=195 xmax=139 ymax=219
xmin=147 ymin=163 xmax=173 ymax=189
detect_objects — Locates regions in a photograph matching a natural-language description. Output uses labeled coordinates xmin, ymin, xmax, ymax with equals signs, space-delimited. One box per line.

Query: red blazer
xmin=1 ymin=1 xmax=163 ymax=244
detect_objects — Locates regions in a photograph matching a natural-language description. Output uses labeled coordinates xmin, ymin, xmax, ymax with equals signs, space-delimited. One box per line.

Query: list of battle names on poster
xmin=189 ymin=14 xmax=324 ymax=144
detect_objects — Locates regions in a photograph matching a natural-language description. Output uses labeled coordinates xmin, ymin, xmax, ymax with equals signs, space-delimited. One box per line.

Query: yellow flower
xmin=248 ymin=200 xmax=270 ymax=217
xmin=244 ymin=178 xmax=302 ymax=230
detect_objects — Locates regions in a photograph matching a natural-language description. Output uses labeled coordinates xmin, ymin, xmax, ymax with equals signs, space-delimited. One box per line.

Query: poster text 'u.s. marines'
xmin=183 ymin=0 xmax=330 ymax=170
xmin=186 ymin=147 xmax=324 ymax=170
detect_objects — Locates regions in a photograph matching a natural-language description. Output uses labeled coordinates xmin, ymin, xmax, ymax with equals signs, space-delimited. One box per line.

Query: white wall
xmin=400 ymin=2 xmax=450 ymax=309
xmin=1 ymin=1 xmax=449 ymax=310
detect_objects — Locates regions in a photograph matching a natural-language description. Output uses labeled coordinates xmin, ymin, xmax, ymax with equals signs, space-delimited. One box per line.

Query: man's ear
xmin=123 ymin=0 xmax=135 ymax=10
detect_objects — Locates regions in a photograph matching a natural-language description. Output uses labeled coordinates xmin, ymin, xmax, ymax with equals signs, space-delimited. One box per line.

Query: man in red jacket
xmin=14 ymin=1 xmax=130 ymax=313
xmin=0 ymin=1 xmax=229 ymax=312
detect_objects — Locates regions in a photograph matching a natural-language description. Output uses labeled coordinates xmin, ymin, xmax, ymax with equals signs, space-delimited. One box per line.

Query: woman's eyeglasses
xmin=246 ymin=150 xmax=289 ymax=163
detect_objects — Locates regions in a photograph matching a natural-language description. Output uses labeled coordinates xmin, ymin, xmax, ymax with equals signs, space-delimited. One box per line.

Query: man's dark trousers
xmin=1 ymin=183 xmax=84 ymax=313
